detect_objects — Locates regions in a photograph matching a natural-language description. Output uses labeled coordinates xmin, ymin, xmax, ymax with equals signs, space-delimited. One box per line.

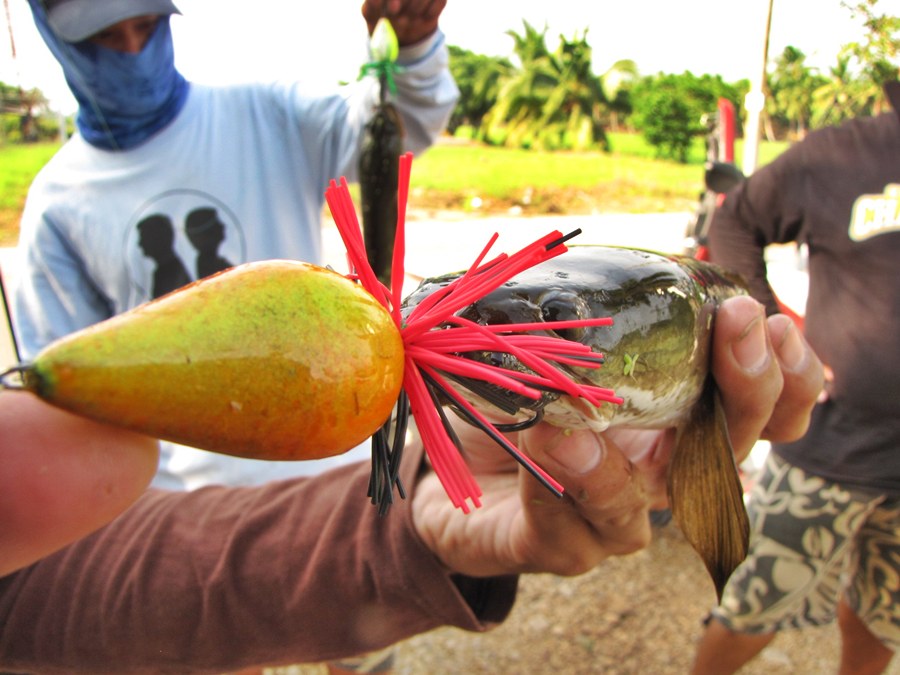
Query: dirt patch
xmin=0 ymin=208 xmax=23 ymax=246
xmin=278 ymin=522 xmax=900 ymax=675
xmin=389 ymin=525 xmax=845 ymax=675
xmin=405 ymin=185 xmax=696 ymax=219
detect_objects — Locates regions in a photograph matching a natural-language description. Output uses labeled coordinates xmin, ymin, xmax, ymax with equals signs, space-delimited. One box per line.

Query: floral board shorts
xmin=712 ymin=452 xmax=900 ymax=648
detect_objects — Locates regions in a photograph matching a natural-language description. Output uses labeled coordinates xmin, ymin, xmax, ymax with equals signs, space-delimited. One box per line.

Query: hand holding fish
xmin=712 ymin=296 xmax=823 ymax=454
xmin=361 ymin=0 xmax=445 ymax=46
xmin=411 ymin=295 xmax=824 ymax=580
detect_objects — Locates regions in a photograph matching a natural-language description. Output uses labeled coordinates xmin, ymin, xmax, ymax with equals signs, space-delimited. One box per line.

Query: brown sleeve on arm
xmin=0 ymin=443 xmax=518 ymax=674
xmin=709 ymin=182 xmax=782 ymax=316
xmin=708 ymin=145 xmax=807 ymax=317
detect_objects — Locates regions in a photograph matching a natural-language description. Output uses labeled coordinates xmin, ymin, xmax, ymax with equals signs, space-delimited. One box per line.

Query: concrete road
xmin=323 ymin=211 xmax=808 ymax=307
xmin=322 ymin=211 xmax=692 ymax=291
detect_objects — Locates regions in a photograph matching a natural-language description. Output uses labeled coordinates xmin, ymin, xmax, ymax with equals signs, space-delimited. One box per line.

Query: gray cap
xmin=45 ymin=0 xmax=181 ymax=42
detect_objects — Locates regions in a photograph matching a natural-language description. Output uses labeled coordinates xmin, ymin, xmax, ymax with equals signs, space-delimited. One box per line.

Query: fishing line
xmin=0 ymin=264 xmax=21 ymax=364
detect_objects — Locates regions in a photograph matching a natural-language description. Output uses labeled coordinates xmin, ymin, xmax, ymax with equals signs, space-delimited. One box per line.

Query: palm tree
xmin=811 ymin=54 xmax=860 ymax=127
xmin=447 ymin=46 xmax=513 ymax=134
xmin=481 ymin=21 xmax=608 ymax=151
xmin=482 ymin=21 xmax=554 ymax=147
xmin=600 ymin=59 xmax=639 ymax=131
xmin=768 ymin=46 xmax=822 ymax=139
xmin=811 ymin=1 xmax=899 ymax=126
xmin=842 ymin=0 xmax=900 ymax=114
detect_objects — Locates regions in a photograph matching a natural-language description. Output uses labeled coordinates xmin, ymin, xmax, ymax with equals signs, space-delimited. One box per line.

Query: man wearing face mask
xmin=12 ymin=0 xmax=458 ymax=491
xmin=33 ymin=0 xmax=189 ymax=148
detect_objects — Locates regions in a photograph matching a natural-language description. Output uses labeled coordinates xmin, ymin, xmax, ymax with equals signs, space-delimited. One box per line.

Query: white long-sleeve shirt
xmin=13 ymin=32 xmax=458 ymax=489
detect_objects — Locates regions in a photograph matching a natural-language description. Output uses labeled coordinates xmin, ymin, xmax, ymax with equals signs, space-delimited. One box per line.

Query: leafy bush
xmin=624 ymin=72 xmax=742 ymax=163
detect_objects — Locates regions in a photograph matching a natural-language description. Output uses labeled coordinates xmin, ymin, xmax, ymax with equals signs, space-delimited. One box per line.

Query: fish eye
xmin=539 ymin=291 xmax=590 ymax=343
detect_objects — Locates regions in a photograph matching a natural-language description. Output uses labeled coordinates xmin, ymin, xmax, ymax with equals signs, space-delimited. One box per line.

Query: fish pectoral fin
xmin=667 ymin=381 xmax=750 ymax=602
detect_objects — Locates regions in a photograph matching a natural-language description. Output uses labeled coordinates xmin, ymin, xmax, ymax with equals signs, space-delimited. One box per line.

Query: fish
xmin=359 ymin=99 xmax=403 ymax=286
xmin=359 ymin=16 xmax=404 ymax=286
xmin=401 ymin=244 xmax=751 ymax=599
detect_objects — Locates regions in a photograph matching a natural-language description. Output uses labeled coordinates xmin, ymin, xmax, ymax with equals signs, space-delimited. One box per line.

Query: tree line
xmin=447 ymin=0 xmax=900 ymax=162
xmin=0 ymin=80 xmax=56 ymax=143
xmin=2 ymin=1 xmax=897 ymax=157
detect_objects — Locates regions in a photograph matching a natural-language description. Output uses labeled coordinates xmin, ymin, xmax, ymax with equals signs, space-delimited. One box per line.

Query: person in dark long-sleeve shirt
xmin=692 ymin=82 xmax=900 ymax=675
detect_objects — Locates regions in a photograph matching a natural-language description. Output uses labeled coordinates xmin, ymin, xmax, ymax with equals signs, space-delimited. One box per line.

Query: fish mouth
xmin=442 ymin=362 xmax=559 ymax=432
xmin=442 ymin=352 xmax=612 ymax=433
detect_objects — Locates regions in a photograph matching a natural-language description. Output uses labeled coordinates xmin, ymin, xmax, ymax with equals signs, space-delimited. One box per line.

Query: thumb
xmin=519 ymin=425 xmax=655 ymax=559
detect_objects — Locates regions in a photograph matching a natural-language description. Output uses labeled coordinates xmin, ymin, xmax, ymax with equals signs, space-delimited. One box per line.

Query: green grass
xmin=410 ymin=133 xmax=787 ymax=214
xmin=0 ymin=135 xmax=789 ymax=244
xmin=413 ymin=143 xmax=694 ymax=193
xmin=0 ymin=141 xmax=62 ymax=244
xmin=746 ymin=138 xmax=790 ymax=167
xmin=411 ymin=141 xmax=704 ymax=213
xmin=608 ymin=130 xmax=789 ymax=169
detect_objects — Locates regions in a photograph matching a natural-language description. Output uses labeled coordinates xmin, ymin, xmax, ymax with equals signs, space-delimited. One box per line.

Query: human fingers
xmin=411 ymin=421 xmax=664 ymax=578
xmin=711 ymin=295 xmax=820 ymax=461
xmin=762 ymin=313 xmax=824 ymax=442
xmin=512 ymin=425 xmax=662 ymax=573
xmin=359 ymin=1 xmax=386 ymax=34
xmin=710 ymin=295 xmax=781 ymax=461
xmin=0 ymin=391 xmax=159 ymax=575
xmin=362 ymin=0 xmax=445 ymax=44
xmin=386 ymin=0 xmax=446 ymax=20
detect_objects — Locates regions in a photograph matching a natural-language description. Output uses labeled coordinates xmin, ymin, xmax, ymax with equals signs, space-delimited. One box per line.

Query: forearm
xmin=0 ymin=448 xmax=515 ymax=674
xmin=12 ymin=208 xmax=112 ymax=359
xmin=393 ymin=30 xmax=459 ymax=154
xmin=708 ymin=146 xmax=809 ymax=317
xmin=708 ymin=188 xmax=781 ymax=316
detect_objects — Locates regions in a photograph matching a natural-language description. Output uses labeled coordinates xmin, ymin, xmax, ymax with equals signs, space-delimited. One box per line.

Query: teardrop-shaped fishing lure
xmin=3 ymin=260 xmax=404 ymax=461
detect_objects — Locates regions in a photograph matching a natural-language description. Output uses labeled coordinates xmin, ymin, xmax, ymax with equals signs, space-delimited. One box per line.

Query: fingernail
xmin=776 ymin=321 xmax=807 ymax=372
xmin=544 ymin=429 xmax=603 ymax=475
xmin=733 ymin=313 xmax=769 ymax=374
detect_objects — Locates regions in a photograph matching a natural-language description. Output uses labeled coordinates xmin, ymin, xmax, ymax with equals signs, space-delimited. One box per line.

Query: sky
xmin=1 ymin=0 xmax=899 ymax=114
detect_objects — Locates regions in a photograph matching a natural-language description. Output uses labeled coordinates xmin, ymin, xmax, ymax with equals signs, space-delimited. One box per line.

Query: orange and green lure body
xmin=4 ymin=261 xmax=404 ymax=461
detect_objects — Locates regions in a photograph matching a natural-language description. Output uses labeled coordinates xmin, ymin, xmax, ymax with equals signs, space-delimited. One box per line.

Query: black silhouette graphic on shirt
xmin=185 ymin=207 xmax=234 ymax=279
xmin=137 ymin=214 xmax=192 ymax=299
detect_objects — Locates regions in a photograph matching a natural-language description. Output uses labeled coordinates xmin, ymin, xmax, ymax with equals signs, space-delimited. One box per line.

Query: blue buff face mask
xmin=29 ymin=0 xmax=189 ymax=150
